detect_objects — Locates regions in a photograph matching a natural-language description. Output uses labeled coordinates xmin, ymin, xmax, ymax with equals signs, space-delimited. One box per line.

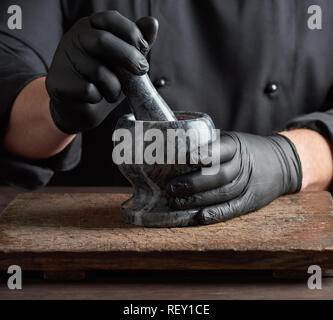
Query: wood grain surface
xmin=0 ymin=192 xmax=332 ymax=271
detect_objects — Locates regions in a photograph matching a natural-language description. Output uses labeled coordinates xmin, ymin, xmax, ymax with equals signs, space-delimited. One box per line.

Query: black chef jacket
xmin=1 ymin=0 xmax=333 ymax=190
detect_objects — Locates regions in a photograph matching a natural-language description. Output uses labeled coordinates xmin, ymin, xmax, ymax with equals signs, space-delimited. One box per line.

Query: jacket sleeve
xmin=0 ymin=0 xmax=81 ymax=190
xmin=286 ymin=86 xmax=333 ymax=143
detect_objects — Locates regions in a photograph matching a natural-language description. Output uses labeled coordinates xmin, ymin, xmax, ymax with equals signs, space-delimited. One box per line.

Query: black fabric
xmin=0 ymin=0 xmax=333 ymax=189
xmin=0 ymin=134 xmax=82 ymax=190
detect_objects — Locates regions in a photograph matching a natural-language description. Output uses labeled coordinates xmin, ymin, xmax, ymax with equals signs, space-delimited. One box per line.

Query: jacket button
xmin=264 ymin=83 xmax=279 ymax=96
xmin=154 ymin=78 xmax=168 ymax=88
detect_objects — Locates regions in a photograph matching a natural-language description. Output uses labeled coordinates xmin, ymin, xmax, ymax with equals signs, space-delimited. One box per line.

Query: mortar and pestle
xmin=115 ymin=69 xmax=216 ymax=228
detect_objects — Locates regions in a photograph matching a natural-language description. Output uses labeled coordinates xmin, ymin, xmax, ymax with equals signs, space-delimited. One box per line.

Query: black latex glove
xmin=46 ymin=11 xmax=159 ymax=134
xmin=167 ymin=132 xmax=303 ymax=225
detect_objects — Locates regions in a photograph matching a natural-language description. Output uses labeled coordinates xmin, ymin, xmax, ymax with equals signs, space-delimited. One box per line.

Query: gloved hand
xmin=167 ymin=132 xmax=303 ymax=225
xmin=46 ymin=11 xmax=159 ymax=134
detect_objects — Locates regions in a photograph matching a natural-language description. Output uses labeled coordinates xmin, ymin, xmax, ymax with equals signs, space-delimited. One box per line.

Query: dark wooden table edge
xmin=1 ymin=249 xmax=333 ymax=271
xmin=1 ymin=187 xmax=333 ymax=282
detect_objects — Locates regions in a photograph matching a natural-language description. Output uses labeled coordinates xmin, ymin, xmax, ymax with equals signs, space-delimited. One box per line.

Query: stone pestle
xmin=114 ymin=55 xmax=216 ymax=228
xmin=118 ymin=69 xmax=177 ymax=121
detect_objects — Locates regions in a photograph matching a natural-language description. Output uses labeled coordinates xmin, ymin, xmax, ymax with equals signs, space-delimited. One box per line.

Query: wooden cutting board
xmin=0 ymin=192 xmax=332 ymax=272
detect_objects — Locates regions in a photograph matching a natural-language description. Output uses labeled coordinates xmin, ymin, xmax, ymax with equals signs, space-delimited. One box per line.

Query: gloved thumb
xmin=136 ymin=16 xmax=159 ymax=51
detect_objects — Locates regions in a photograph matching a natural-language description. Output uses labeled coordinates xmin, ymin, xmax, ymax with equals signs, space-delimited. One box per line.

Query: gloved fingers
xmin=188 ymin=133 xmax=237 ymax=168
xmin=167 ymin=159 xmax=240 ymax=197
xmin=136 ymin=17 xmax=159 ymax=50
xmin=90 ymin=11 xmax=150 ymax=55
xmin=66 ymin=47 xmax=121 ymax=103
xmin=78 ymin=19 xmax=149 ymax=76
xmin=47 ymin=56 xmax=102 ymax=104
xmin=169 ymin=173 xmax=247 ymax=210
xmin=196 ymin=193 xmax=251 ymax=225
xmin=52 ymin=99 xmax=111 ymax=133
xmin=86 ymin=66 xmax=121 ymax=103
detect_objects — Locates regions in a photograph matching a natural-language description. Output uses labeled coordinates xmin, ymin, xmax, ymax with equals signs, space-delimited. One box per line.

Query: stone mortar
xmin=115 ymin=111 xmax=216 ymax=227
